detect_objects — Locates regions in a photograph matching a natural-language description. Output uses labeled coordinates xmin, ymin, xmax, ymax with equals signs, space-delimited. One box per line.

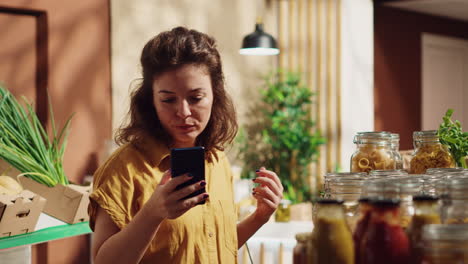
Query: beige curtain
xmin=277 ymin=0 xmax=342 ymax=192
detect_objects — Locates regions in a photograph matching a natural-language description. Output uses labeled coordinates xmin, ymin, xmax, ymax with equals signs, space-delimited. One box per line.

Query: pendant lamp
xmin=239 ymin=17 xmax=279 ymax=56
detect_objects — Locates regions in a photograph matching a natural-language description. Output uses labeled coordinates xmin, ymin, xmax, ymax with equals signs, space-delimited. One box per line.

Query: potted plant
xmin=237 ymin=70 xmax=325 ymax=205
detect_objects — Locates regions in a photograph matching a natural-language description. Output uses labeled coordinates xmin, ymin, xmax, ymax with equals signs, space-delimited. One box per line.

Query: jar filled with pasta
xmin=421 ymin=224 xmax=468 ymax=264
xmin=351 ymin=132 xmax=396 ymax=173
xmin=391 ymin=133 xmax=404 ymax=169
xmin=410 ymin=130 xmax=456 ymax=174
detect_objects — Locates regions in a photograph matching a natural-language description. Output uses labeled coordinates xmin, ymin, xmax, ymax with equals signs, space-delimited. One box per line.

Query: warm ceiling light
xmin=239 ymin=22 xmax=279 ymax=56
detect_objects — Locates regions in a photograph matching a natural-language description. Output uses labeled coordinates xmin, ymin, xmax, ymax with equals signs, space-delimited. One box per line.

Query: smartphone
xmin=170 ymin=146 xmax=206 ymax=204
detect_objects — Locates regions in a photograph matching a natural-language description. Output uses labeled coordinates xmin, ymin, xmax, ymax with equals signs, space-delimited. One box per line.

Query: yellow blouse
xmin=88 ymin=137 xmax=238 ymax=263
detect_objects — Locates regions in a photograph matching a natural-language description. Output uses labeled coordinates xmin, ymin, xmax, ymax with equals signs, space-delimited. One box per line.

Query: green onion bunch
xmin=0 ymin=85 xmax=73 ymax=186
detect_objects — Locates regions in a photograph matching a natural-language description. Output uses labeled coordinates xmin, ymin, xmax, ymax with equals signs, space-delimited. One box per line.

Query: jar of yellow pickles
xmin=275 ymin=199 xmax=291 ymax=222
xmin=311 ymin=199 xmax=354 ymax=264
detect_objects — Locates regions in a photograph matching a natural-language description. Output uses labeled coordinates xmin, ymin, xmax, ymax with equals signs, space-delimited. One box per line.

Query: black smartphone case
xmin=170 ymin=146 xmax=206 ymax=204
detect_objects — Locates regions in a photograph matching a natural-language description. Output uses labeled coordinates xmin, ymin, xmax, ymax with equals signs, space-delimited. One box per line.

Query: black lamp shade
xmin=240 ymin=23 xmax=279 ymax=56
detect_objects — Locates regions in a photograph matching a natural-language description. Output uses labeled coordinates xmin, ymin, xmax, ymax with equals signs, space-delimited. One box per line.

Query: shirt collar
xmin=133 ymin=134 xmax=171 ymax=168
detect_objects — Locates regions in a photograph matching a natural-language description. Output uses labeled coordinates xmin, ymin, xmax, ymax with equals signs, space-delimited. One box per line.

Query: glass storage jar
xmin=389 ymin=176 xmax=424 ymax=229
xmin=328 ymin=176 xmax=367 ymax=231
xmin=390 ymin=133 xmax=403 ymax=169
xmin=311 ymin=199 xmax=354 ymax=264
xmin=434 ymin=171 xmax=468 ymax=222
xmin=351 ymin=132 xmax=396 ymax=173
xmin=369 ymin=169 xmax=408 ymax=178
xmin=445 ymin=177 xmax=468 ymax=224
xmin=323 ymin=172 xmax=367 ymax=198
xmin=406 ymin=195 xmax=441 ymax=263
xmin=353 ymin=198 xmax=372 ymax=264
xmin=421 ymin=224 xmax=468 ymax=264
xmin=360 ymin=198 xmax=410 ymax=264
xmin=275 ymin=199 xmax=291 ymax=222
xmin=410 ymin=130 xmax=455 ymax=174
xmin=293 ymin=232 xmax=312 ymax=264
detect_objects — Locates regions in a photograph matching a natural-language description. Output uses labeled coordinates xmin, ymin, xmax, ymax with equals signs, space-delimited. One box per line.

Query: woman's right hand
xmin=147 ymin=170 xmax=208 ymax=221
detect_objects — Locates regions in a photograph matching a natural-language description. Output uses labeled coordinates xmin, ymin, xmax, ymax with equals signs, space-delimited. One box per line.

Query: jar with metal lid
xmin=275 ymin=199 xmax=291 ymax=222
xmin=361 ymin=198 xmax=410 ymax=264
xmin=293 ymin=232 xmax=312 ymax=264
xmin=407 ymin=195 xmax=441 ymax=263
xmin=390 ymin=133 xmax=403 ymax=169
xmin=323 ymin=172 xmax=367 ymax=198
xmin=389 ymin=176 xmax=424 ymax=228
xmin=351 ymin=132 xmax=396 ymax=173
xmin=327 ymin=176 xmax=367 ymax=231
xmin=353 ymin=198 xmax=372 ymax=264
xmin=369 ymin=169 xmax=408 ymax=178
xmin=421 ymin=224 xmax=468 ymax=264
xmin=445 ymin=177 xmax=468 ymax=224
xmin=311 ymin=199 xmax=354 ymax=264
xmin=426 ymin=167 xmax=467 ymax=175
xmin=434 ymin=171 xmax=468 ymax=222
xmin=362 ymin=177 xmax=399 ymax=199
xmin=410 ymin=130 xmax=455 ymax=174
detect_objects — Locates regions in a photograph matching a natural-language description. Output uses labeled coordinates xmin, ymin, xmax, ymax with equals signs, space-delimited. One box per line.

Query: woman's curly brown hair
xmin=115 ymin=27 xmax=238 ymax=160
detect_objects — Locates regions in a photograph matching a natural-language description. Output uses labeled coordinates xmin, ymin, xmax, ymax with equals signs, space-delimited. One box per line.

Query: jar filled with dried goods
xmin=390 ymin=133 xmax=403 ymax=169
xmin=406 ymin=195 xmax=441 ymax=263
xmin=311 ymin=199 xmax=354 ymax=264
xmin=360 ymin=198 xmax=410 ymax=264
xmin=421 ymin=224 xmax=468 ymax=264
xmin=410 ymin=130 xmax=455 ymax=174
xmin=351 ymin=132 xmax=396 ymax=173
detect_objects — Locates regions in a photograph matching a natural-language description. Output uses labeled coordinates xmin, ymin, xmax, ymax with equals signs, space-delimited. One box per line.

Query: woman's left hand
xmin=252 ymin=167 xmax=284 ymax=223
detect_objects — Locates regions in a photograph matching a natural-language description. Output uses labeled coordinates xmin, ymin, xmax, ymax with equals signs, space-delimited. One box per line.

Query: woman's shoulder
xmin=93 ymin=143 xmax=142 ymax=178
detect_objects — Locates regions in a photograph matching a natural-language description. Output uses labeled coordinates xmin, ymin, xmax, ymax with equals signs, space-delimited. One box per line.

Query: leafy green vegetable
xmin=438 ymin=109 xmax=468 ymax=168
xmin=0 ymin=85 xmax=73 ymax=186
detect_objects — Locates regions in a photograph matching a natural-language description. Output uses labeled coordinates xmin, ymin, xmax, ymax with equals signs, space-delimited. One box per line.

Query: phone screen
xmin=170 ymin=146 xmax=206 ymax=203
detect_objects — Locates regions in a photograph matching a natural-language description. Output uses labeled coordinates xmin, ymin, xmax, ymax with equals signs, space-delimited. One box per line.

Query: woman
xmin=89 ymin=27 xmax=284 ymax=263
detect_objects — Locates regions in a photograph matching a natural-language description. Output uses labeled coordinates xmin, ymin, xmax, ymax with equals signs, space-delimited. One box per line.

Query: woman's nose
xmin=176 ymin=100 xmax=191 ymax=118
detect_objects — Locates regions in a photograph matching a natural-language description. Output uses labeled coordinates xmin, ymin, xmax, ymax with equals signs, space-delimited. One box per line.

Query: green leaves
xmin=238 ymin=70 xmax=326 ymax=203
xmin=0 ymin=85 xmax=72 ymax=186
xmin=438 ymin=109 xmax=468 ymax=168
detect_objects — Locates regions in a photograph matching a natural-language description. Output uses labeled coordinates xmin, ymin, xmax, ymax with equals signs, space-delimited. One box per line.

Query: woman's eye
xmin=161 ymin=98 xmax=176 ymax=103
xmin=189 ymin=96 xmax=203 ymax=103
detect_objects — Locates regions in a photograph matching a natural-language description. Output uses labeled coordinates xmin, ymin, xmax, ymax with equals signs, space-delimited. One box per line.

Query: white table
xmin=238 ymin=221 xmax=313 ymax=264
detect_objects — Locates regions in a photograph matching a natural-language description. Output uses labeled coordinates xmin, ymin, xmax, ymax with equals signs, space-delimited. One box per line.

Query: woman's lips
xmin=175 ymin=125 xmax=196 ymax=131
